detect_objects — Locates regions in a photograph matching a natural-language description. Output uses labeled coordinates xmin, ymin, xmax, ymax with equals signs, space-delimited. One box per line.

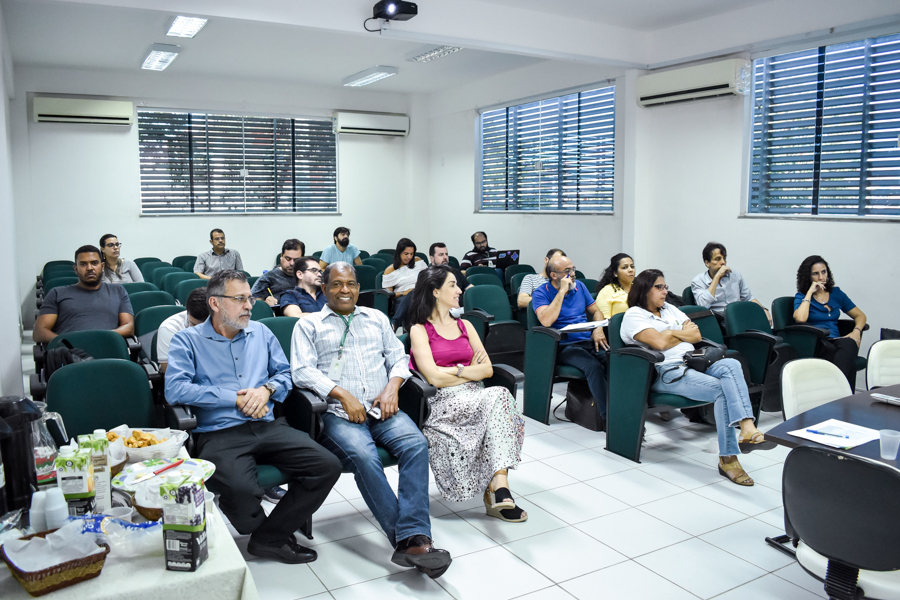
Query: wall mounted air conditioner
xmin=333 ymin=112 xmax=409 ymax=137
xmin=636 ymin=58 xmax=750 ymax=107
xmin=32 ymin=97 xmax=134 ymax=125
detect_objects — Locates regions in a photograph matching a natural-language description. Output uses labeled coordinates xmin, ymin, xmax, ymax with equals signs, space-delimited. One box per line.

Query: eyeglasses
xmin=653 ymin=284 xmax=670 ymax=291
xmin=212 ymin=295 xmax=257 ymax=306
xmin=104 ymin=242 xmax=122 ymax=248
xmin=302 ymin=267 xmax=322 ymax=274
xmin=552 ymin=268 xmax=578 ymax=276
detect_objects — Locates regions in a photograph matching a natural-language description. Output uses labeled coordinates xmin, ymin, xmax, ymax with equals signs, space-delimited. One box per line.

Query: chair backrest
xmin=138 ymin=261 xmax=170 ymax=280
xmin=578 ymin=278 xmax=600 ymax=294
xmin=122 ymin=282 xmax=159 ymax=295
xmin=274 ymin=253 xmax=282 ymax=268
xmin=355 ymin=264 xmax=378 ymax=290
xmin=312 ymin=251 xmax=323 ymax=259
xmin=783 ymin=445 xmax=900 ymax=572
xmin=781 ymin=358 xmax=852 ymax=419
xmin=43 ymin=277 xmax=79 ymax=293
xmin=372 ymin=253 xmax=395 ymax=266
xmin=463 ymin=285 xmax=513 ymax=322
xmin=47 ymin=330 xmax=130 ymax=360
xmin=448 ymin=256 xmax=459 ymax=268
xmin=465 ymin=266 xmax=497 ymax=277
xmin=247 ymin=276 xmax=259 ymax=288
xmin=181 ymin=260 xmax=196 ymax=273
xmin=362 ymin=257 xmax=387 ymax=272
xmin=251 ymin=301 xmax=275 ymax=321
xmin=608 ymin=313 xmax=626 ymax=351
xmin=42 ymin=260 xmax=74 ymax=274
xmin=415 ymin=252 xmax=429 ymax=265
xmin=258 ymin=316 xmax=300 ymax=358
xmin=172 ymin=255 xmax=197 ymax=271
xmin=680 ymin=305 xmax=724 ymax=344
xmin=133 ymin=257 xmax=162 ymax=269
xmin=467 ymin=273 xmax=504 ymax=288
xmin=510 ymin=272 xmax=530 ymax=296
xmin=151 ymin=266 xmax=185 ymax=289
xmin=161 ymin=271 xmax=199 ymax=295
xmin=505 ymin=264 xmax=536 ymax=285
xmin=682 ymin=286 xmax=696 ymax=306
xmin=46 ymin=359 xmax=155 ymax=439
xmin=129 ymin=290 xmax=176 ymax=315
xmin=378 ymin=248 xmax=395 ymax=255
xmin=771 ymin=296 xmax=797 ymax=331
xmin=575 ymin=270 xmax=586 ymax=280
xmin=358 ymin=250 xmax=370 ymax=260
xmin=526 ymin=301 xmax=541 ymax=330
xmin=134 ymin=305 xmax=185 ymax=338
xmin=42 ymin=265 xmax=76 ymax=280
xmin=724 ymin=300 xmax=772 ymax=336
xmin=175 ymin=279 xmax=208 ymax=305
xmin=867 ymin=340 xmax=900 ymax=389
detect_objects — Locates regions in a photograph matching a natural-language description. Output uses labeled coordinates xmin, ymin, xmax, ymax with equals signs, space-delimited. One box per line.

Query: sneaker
xmin=263 ymin=486 xmax=286 ymax=504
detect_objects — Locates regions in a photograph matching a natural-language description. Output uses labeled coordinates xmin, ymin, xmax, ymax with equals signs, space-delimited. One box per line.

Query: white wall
xmin=424 ymin=60 xmax=628 ymax=279
xmin=11 ymin=67 xmax=417 ymax=324
xmin=629 ymin=78 xmax=900 ymax=358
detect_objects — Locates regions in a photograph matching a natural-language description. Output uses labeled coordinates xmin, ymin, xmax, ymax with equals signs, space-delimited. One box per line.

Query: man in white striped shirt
xmin=291 ymin=262 xmax=452 ymax=579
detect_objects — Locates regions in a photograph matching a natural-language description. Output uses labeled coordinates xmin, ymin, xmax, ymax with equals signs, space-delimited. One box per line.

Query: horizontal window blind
xmin=481 ymin=85 xmax=615 ymax=212
xmin=749 ymin=33 xmax=900 ymax=216
xmin=138 ymin=110 xmax=337 ymax=214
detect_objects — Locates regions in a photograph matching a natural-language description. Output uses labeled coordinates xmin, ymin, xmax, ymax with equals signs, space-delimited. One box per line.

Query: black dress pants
xmin=195 ymin=417 xmax=342 ymax=545
xmin=816 ymin=337 xmax=859 ymax=390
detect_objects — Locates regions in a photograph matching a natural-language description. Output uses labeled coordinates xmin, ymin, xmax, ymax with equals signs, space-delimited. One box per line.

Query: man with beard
xmin=165 ymin=269 xmax=342 ymax=564
xmin=34 ymin=245 xmax=134 ymax=343
xmin=251 ymin=239 xmax=305 ymax=307
xmin=280 ymin=256 xmax=327 ymax=318
xmin=318 ymin=227 xmax=362 ymax=269
xmin=459 ymin=231 xmax=502 ymax=279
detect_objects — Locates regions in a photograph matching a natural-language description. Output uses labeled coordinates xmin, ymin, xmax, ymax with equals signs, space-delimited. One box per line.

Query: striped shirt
xmin=194 ymin=248 xmax=244 ymax=276
xmin=290 ymin=305 xmax=412 ymax=420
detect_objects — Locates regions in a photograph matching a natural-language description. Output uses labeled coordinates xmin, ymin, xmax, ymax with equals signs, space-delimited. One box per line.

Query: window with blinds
xmin=480 ymin=85 xmax=616 ymax=212
xmin=749 ymin=33 xmax=900 ymax=216
xmin=138 ymin=110 xmax=337 ymax=214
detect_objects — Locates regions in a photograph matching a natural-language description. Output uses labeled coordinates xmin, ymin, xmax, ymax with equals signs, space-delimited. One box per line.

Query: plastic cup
xmin=107 ymin=507 xmax=133 ymax=522
xmin=705 ymin=438 xmax=718 ymax=454
xmin=880 ymin=430 xmax=900 ymax=460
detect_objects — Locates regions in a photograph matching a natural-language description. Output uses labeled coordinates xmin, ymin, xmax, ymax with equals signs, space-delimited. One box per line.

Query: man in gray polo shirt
xmin=194 ymin=228 xmax=244 ymax=279
xmin=34 ymin=245 xmax=134 ymax=343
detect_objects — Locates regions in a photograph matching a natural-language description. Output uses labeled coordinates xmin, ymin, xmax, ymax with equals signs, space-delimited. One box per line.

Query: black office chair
xmin=779 ymin=446 xmax=900 ymax=600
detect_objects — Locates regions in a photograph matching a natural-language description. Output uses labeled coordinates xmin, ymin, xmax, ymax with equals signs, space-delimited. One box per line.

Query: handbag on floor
xmin=556 ymin=379 xmax=605 ymax=432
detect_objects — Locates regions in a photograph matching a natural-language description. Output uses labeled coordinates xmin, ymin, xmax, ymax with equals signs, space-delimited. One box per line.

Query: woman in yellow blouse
xmin=595 ymin=253 xmax=635 ymax=319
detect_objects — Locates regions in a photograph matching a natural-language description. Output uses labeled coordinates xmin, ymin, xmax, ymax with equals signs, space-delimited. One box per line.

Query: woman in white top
xmin=620 ymin=269 xmax=774 ymax=486
xmin=382 ymin=237 xmax=426 ymax=330
xmin=516 ymin=248 xmax=565 ymax=309
xmin=99 ymin=233 xmax=144 ymax=284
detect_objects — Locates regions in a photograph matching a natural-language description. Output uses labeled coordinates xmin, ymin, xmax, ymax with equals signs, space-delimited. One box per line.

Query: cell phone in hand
xmin=367 ymin=405 xmax=382 ymax=420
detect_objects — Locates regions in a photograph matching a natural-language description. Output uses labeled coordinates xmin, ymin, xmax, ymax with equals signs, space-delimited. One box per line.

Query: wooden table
xmin=764 ymin=383 xmax=900 ymax=466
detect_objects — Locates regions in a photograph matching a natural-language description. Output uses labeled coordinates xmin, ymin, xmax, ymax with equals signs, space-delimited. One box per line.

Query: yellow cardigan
xmin=596 ymin=284 xmax=629 ymax=319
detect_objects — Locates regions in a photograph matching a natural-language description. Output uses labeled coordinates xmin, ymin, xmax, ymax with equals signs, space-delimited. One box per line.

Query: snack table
xmin=0 ymin=504 xmax=260 ymax=599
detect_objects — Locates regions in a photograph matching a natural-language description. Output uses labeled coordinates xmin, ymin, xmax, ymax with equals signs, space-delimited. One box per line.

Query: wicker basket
xmin=0 ymin=530 xmax=110 ymax=597
xmin=109 ymin=458 xmax=127 ymax=477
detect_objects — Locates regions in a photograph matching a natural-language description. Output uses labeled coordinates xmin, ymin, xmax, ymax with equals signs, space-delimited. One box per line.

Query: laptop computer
xmin=494 ymin=250 xmax=520 ymax=270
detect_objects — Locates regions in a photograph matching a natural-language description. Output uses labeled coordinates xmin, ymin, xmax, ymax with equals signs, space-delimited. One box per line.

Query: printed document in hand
xmin=788 ymin=418 xmax=881 ymax=449
xmin=560 ymin=320 xmax=609 ymax=333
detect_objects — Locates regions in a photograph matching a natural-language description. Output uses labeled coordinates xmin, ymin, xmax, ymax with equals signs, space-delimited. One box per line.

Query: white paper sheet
xmin=560 ymin=319 xmax=609 ymax=332
xmin=788 ymin=418 xmax=881 ymax=449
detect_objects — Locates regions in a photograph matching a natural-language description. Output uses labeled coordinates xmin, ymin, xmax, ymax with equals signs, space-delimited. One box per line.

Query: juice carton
xmin=54 ymin=446 xmax=95 ymax=516
xmin=161 ymin=474 xmax=208 ymax=572
xmin=77 ymin=430 xmax=111 ymax=514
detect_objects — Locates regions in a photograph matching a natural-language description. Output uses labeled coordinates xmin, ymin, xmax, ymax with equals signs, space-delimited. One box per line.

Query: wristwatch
xmin=264 ymin=382 xmax=277 ymax=397
xmin=456 ymin=364 xmax=465 ymax=377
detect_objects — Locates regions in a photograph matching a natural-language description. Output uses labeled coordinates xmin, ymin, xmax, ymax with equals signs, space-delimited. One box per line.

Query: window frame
xmin=137 ymin=108 xmax=340 ymax=216
xmin=474 ymin=83 xmax=619 ymax=215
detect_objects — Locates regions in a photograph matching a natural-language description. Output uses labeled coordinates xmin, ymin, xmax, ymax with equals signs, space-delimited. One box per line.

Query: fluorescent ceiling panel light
xmin=142 ymin=44 xmax=180 ymax=71
xmin=167 ymin=16 xmax=208 ymax=38
xmin=343 ymin=65 xmax=398 ymax=87
xmin=406 ymin=45 xmax=462 ymax=63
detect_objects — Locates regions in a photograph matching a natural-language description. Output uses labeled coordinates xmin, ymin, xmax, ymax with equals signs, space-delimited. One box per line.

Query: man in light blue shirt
xmin=318 ymin=226 xmax=362 ymax=269
xmin=166 ymin=269 xmax=341 ymax=565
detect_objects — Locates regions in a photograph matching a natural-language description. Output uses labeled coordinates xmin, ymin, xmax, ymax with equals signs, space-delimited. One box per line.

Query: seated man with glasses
xmin=251 ymin=239 xmax=306 ymax=307
xmin=165 ymin=269 xmax=342 ymax=564
xmin=280 ymin=256 xmax=326 ymax=318
xmin=532 ymin=254 xmax=610 ymax=429
xmin=291 ymin=262 xmax=453 ymax=579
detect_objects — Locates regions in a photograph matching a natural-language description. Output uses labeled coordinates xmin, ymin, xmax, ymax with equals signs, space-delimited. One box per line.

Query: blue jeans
xmin=651 ymin=358 xmax=754 ymax=457
xmin=320 ymin=411 xmax=431 ymax=547
xmin=557 ymin=341 xmax=608 ymax=419
xmin=392 ymin=294 xmax=411 ymax=328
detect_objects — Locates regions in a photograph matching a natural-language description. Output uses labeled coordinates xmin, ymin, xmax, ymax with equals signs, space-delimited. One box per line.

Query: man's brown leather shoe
xmin=390 ymin=535 xmax=452 ymax=578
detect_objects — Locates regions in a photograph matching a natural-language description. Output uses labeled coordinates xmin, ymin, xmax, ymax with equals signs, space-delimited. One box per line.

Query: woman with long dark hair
xmin=793 ymin=255 xmax=866 ymax=388
xmin=98 ymin=233 xmax=144 ymax=284
xmin=382 ymin=237 xmax=426 ymax=331
xmin=595 ymin=253 xmax=634 ymax=318
xmin=621 ymin=269 xmax=774 ymax=486
xmin=407 ymin=266 xmax=526 ymax=522
xmin=516 ymin=248 xmax=566 ymax=309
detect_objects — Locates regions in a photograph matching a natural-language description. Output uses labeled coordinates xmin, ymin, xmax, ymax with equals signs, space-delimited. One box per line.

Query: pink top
xmin=410 ymin=320 xmax=474 ymax=371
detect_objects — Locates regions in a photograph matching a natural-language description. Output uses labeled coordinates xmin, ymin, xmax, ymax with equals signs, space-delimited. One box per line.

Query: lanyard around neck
xmin=338 ymin=313 xmax=354 ymax=358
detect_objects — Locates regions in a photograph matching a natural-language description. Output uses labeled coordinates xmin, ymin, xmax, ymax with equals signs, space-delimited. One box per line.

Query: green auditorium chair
xmin=48 ymin=329 xmax=131 ymax=360
xmin=42 ymin=277 xmax=78 ymax=294
xmin=378 ymin=248 xmax=395 ymax=256
xmin=448 ymin=256 xmax=460 ymax=268
xmin=358 ymin=250 xmax=370 ymax=260
xmin=466 ymin=273 xmax=504 ymax=288
xmin=509 ymin=271 xmax=532 ymax=327
xmin=250 ymin=301 xmax=275 ymax=321
xmin=373 ymin=271 xmax=395 ymax=319
xmin=415 ymin=252 xmax=429 ymax=265
xmin=682 ymin=286 xmax=696 ymax=306
xmin=134 ymin=305 xmax=185 ymax=359
xmin=151 ymin=266 xmax=184 ymax=289
xmin=362 ymin=257 xmax=387 ymax=272
xmin=575 ymin=270 xmax=586 ymax=280
xmin=465 ymin=266 xmax=498 ymax=277
xmin=139 ymin=261 xmax=171 ymax=281
xmin=122 ymin=282 xmax=159 ymax=295
xmin=248 ymin=276 xmax=259 ymax=289
xmin=258 ymin=316 xmax=299 ymax=359
xmin=134 ymin=257 xmax=162 ymax=270
xmin=175 ymin=279 xmax=208 ymax=305
xmin=41 ymin=265 xmax=76 ymax=282
xmin=161 ymin=272 xmax=199 ymax=296
xmin=129 ymin=290 xmax=176 ymax=315
xmin=505 ymin=264 xmax=536 ymax=289
xmin=462 ymin=285 xmax=526 ymax=371
xmin=579 ymin=279 xmax=600 ymax=295
xmin=312 ymin=251 xmax=322 ymax=260
xmin=372 ymin=253 xmax=395 ymax=266
xmin=172 ymin=255 xmax=196 ymax=271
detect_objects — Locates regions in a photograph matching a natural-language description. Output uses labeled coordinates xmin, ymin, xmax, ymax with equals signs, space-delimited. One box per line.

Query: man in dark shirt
xmin=250 ymin=239 xmax=305 ymax=307
xmin=34 ymin=245 xmax=134 ymax=343
xmin=429 ymin=243 xmax=470 ymax=293
xmin=280 ymin=257 xmax=327 ymax=318
xmin=459 ymin=231 xmax=500 ymax=273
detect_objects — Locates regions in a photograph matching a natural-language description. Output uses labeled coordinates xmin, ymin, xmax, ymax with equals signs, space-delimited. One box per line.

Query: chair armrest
xmin=462 ymin=309 xmax=495 ymax=323
xmin=399 ymin=371 xmax=435 ymax=429
xmin=681 ymin=307 xmax=715 ymax=320
xmin=484 ymin=364 xmax=524 ymax=397
xmin=29 ymin=373 xmax=47 ymax=402
xmin=283 ymin=387 xmax=327 ymax=439
xmin=837 ymin=319 xmax=870 ymax=336
xmin=165 ymin=404 xmax=197 ymax=431
xmin=695 ymin=338 xmax=726 ymax=351
xmin=373 ymin=288 xmax=395 ymax=298
xmin=532 ymin=326 xmax=563 ymax=342
xmin=127 ymin=337 xmax=142 ymax=362
xmin=731 ymin=330 xmax=782 ymax=346
xmin=612 ymin=346 xmax=665 ymax=363
xmin=783 ymin=324 xmax=828 ymax=339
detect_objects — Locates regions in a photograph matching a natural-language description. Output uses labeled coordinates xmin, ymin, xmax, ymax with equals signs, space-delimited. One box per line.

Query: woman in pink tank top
xmin=407 ymin=266 xmax=526 ymax=522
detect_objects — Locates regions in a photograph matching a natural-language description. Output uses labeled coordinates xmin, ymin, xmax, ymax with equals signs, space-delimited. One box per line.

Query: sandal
xmin=718 ymin=456 xmax=754 ymax=486
xmin=738 ymin=431 xmax=776 ymax=453
xmin=483 ymin=491 xmax=528 ymax=522
xmin=485 ymin=470 xmax=515 ymax=509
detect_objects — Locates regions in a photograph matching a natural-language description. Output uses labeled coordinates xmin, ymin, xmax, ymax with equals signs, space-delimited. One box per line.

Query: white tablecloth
xmin=0 ymin=505 xmax=259 ymax=600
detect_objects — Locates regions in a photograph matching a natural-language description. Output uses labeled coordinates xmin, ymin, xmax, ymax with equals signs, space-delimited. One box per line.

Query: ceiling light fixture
xmin=167 ymin=16 xmax=208 ymax=38
xmin=343 ymin=65 xmax=399 ymax=87
xmin=142 ymin=44 xmax=181 ymax=71
xmin=406 ymin=45 xmax=463 ymax=63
